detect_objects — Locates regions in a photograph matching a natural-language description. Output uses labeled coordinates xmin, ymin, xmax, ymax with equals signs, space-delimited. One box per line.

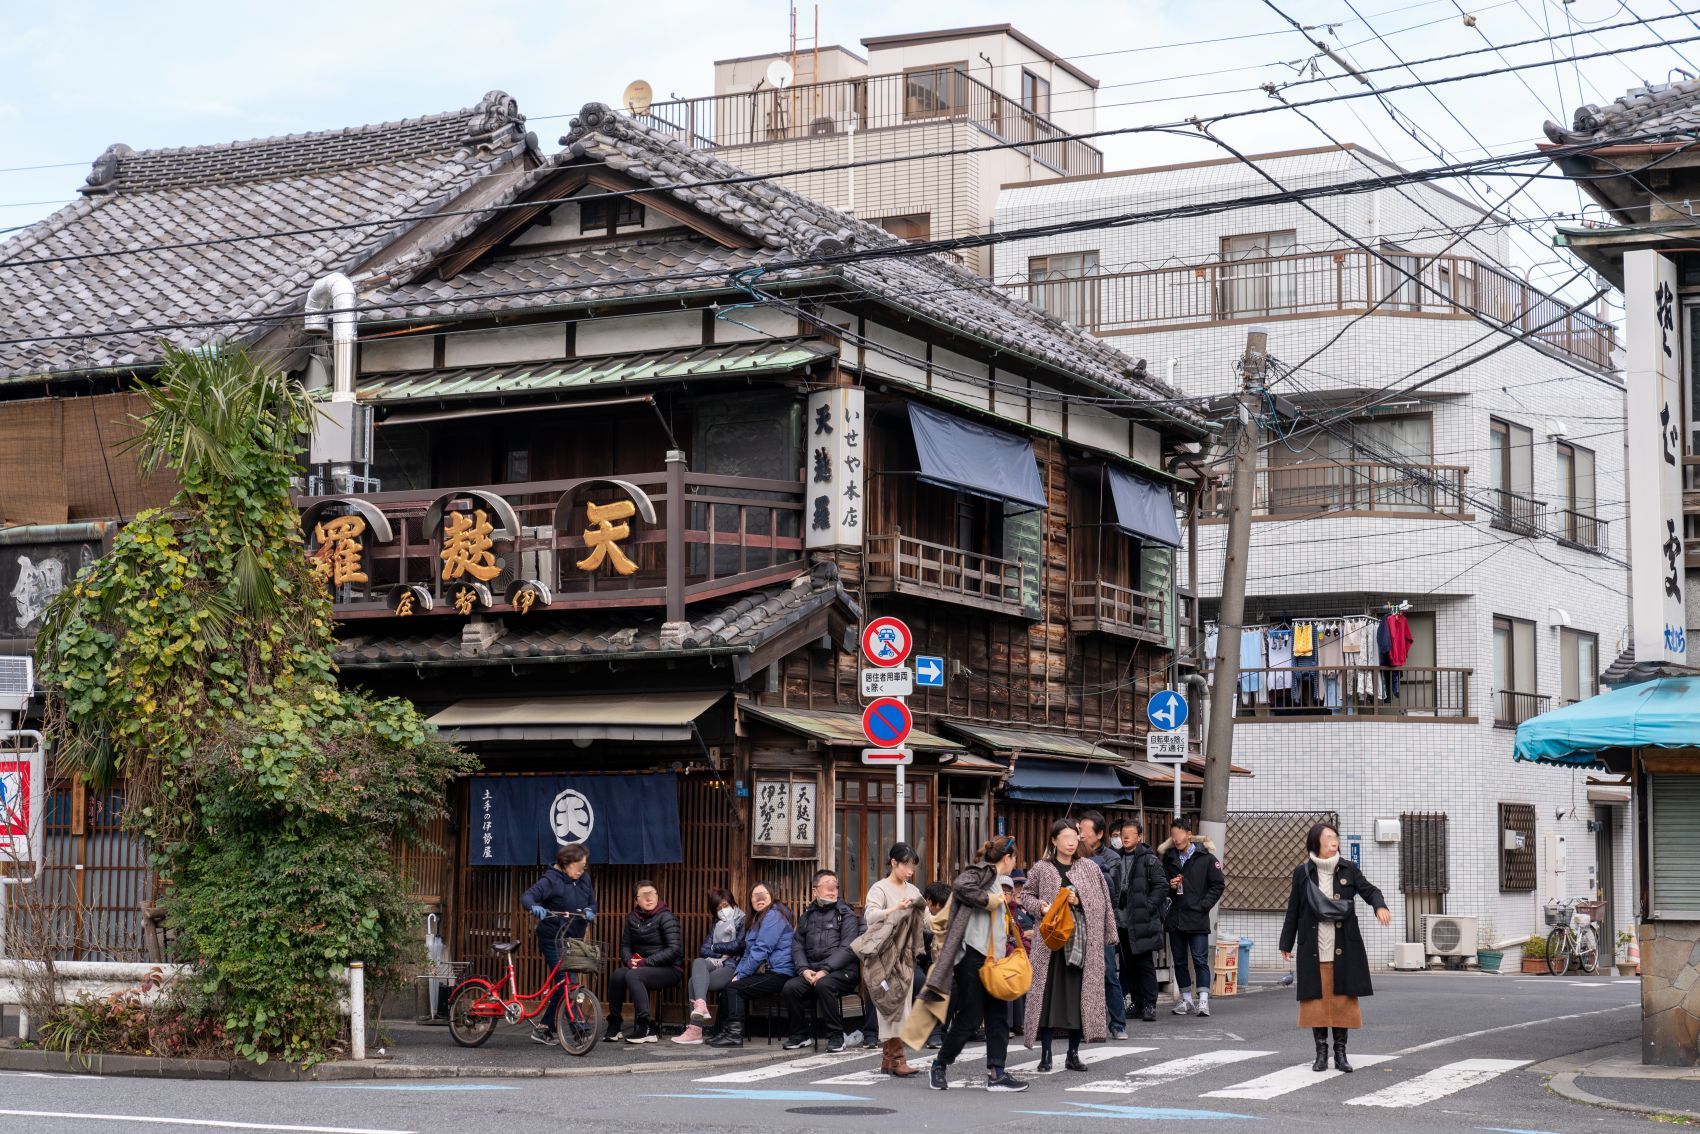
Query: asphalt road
xmin=0 ymin=973 xmax=1665 ymax=1133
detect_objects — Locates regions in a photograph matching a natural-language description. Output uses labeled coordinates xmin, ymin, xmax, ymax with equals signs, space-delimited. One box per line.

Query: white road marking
xmin=0 ymin=1111 xmax=412 ymax=1134
xmin=1394 ymin=1005 xmax=1633 ymax=1054
xmin=1070 ymin=1048 xmax=1275 ymax=1093
xmin=697 ymin=1048 xmax=872 ymax=1083
xmin=0 ymin=1071 xmax=102 ymax=1080
xmin=814 ymin=1046 xmax=983 ymax=1085
xmin=1345 ymin=1059 xmax=1530 ymax=1108
xmin=1016 ymin=1045 xmax=1157 ymax=1076
xmin=1203 ymin=1055 xmax=1398 ymax=1099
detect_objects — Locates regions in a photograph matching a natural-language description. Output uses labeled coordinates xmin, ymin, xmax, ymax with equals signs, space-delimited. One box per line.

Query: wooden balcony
xmin=1201 ymin=462 xmax=1468 ymax=520
xmin=1069 ymin=579 xmax=1166 ymax=643
xmin=865 ymin=532 xmax=1029 ymax=617
xmin=298 ymin=467 xmax=806 ymax=621
xmin=1232 ymin=666 xmax=1473 ymax=721
xmin=1494 ymin=689 xmax=1552 ymax=729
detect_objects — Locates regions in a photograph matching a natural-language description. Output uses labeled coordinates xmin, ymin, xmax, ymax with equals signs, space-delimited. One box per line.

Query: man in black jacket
xmin=784 ymin=869 xmax=863 ymax=1052
xmin=1162 ymin=817 xmax=1225 ymax=1018
xmin=1113 ymin=817 xmax=1168 ymax=1023
xmin=1079 ymin=810 xmax=1128 ymax=1040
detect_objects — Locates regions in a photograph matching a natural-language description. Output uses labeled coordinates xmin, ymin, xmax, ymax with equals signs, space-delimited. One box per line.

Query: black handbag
xmin=1305 ymin=874 xmax=1352 ymax=923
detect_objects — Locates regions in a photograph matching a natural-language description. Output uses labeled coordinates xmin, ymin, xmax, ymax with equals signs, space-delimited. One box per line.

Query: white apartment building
xmin=642 ymin=23 xmax=1101 ymax=275
xmin=995 ymin=144 xmax=1634 ymax=972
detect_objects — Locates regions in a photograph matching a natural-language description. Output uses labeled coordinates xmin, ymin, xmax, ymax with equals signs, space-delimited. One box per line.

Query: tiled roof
xmin=335 ymin=560 xmax=857 ymax=668
xmin=1543 ymin=78 xmax=1700 ymax=144
xmin=373 ymin=103 xmax=1206 ymax=433
xmin=0 ymin=91 xmax=534 ymax=381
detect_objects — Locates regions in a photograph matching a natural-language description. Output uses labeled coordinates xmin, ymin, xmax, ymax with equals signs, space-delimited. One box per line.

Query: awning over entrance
xmin=1005 ymin=757 xmax=1133 ymax=805
xmin=428 ymin=690 xmax=724 ymax=742
xmin=907 ymin=402 xmax=1047 ymax=510
xmin=739 ymin=703 xmax=964 ymax=752
xmin=940 ymin=721 xmax=1121 ymax=760
xmin=1108 ymin=466 xmax=1181 ymax=547
xmin=1515 ymin=676 xmax=1700 ymax=767
xmin=1120 ymin=760 xmax=1203 ymax=787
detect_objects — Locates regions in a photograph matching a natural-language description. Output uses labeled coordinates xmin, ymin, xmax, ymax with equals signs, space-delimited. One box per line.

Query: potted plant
xmin=1476 ymin=922 xmax=1503 ymax=973
xmin=1616 ymin=929 xmax=1638 ymax=977
xmin=1520 ymin=934 xmax=1549 ymax=973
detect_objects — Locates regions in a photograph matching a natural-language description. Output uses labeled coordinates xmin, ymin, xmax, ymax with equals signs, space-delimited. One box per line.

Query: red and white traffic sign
xmin=0 ymin=731 xmax=45 ymax=865
xmin=861 ymin=616 xmax=912 ymax=668
xmin=861 ymin=747 xmax=914 ymax=766
xmin=862 ymin=697 xmax=913 ymax=749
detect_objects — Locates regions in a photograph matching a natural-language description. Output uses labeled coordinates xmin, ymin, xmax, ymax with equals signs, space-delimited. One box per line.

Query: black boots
xmin=1064 ymin=1030 xmax=1087 ymax=1073
xmin=1312 ymin=1028 xmax=1330 ymax=1072
xmin=1332 ymin=1027 xmax=1353 ymax=1072
xmin=707 ymin=1021 xmax=745 ymax=1048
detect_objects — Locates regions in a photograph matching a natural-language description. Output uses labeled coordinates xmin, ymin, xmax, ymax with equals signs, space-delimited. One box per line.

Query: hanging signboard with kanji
xmin=804 ymin=386 xmax=865 ymax=551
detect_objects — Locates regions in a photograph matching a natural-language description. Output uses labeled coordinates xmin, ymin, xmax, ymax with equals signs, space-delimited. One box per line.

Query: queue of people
xmin=516 ymin=813 xmax=1390 ymax=1083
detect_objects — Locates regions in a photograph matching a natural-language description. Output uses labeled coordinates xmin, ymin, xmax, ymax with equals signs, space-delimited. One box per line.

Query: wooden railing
xmin=1555 ymin=508 xmax=1607 ymax=553
xmin=1011 ymin=249 xmax=1617 ymax=370
xmin=865 ymin=532 xmax=1028 ymax=616
xmin=1069 ymin=579 xmax=1166 ymax=642
xmin=1489 ymin=488 xmax=1547 ymax=537
xmin=1232 ymin=666 xmax=1472 ymax=720
xmin=641 ymin=69 xmax=1103 ymax=176
xmin=1201 ymin=461 xmax=1469 ymax=519
xmin=1494 ymin=689 xmax=1552 ymax=729
xmin=297 ymin=469 xmax=806 ymax=621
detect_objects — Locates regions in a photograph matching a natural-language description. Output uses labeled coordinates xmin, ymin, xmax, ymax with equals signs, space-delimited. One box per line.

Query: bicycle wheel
xmin=1577 ymin=927 xmax=1600 ymax=975
xmin=1546 ymin=927 xmax=1571 ymax=976
xmin=556 ymin=983 xmax=603 ymax=1057
xmin=447 ymin=982 xmax=500 ymax=1047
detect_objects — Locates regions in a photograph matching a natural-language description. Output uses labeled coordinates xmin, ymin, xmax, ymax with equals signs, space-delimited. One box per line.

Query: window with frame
xmin=904 ymin=65 xmax=968 ymax=118
xmin=1021 ymin=69 xmax=1051 ymax=117
xmin=1492 ymin=615 xmax=1542 ymax=727
xmin=579 ymin=196 xmax=645 ymax=234
xmin=1219 ymin=230 xmax=1298 ymax=317
xmin=1555 ymin=441 xmax=1598 ymax=548
xmin=1489 ymin=418 xmax=1538 ymax=534
xmin=1028 ymin=251 xmax=1100 ymax=328
xmin=1559 ymin=628 xmax=1598 ymax=705
xmin=1498 ymin=802 xmax=1537 ymax=892
xmin=835 ymin=773 xmax=931 ymax=904
xmin=874 ymin=213 xmax=931 ymax=242
xmin=1263 ymin=413 xmax=1438 ymax=515
xmin=1377 ymin=245 xmax=1422 ymax=310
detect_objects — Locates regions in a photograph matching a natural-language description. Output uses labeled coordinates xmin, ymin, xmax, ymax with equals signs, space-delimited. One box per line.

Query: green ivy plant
xmin=37 ymin=343 xmax=473 ymax=1064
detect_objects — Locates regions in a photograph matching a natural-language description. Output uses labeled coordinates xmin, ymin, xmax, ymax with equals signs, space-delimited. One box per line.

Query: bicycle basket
xmin=1543 ymin=904 xmax=1572 ymax=927
xmin=560 ymin=937 xmax=604 ymax=973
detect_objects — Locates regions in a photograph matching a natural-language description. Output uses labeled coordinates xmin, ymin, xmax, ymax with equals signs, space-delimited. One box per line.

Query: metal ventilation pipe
xmin=304 ymin=273 xmax=357 ymax=403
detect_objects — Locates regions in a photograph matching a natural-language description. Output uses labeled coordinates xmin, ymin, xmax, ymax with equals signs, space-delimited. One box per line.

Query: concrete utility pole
xmin=1200 ymin=327 xmax=1269 ymax=858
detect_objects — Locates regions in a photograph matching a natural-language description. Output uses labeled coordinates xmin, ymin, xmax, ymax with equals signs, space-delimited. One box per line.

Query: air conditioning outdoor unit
xmin=0 ymin=656 xmax=33 ymax=714
xmin=1391 ymin=942 xmax=1427 ymax=970
xmin=1421 ymin=914 xmax=1479 ymax=958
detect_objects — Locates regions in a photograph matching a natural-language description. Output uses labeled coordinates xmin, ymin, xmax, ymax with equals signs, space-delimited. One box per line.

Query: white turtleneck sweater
xmin=1312 ymin=853 xmax=1342 ymax=958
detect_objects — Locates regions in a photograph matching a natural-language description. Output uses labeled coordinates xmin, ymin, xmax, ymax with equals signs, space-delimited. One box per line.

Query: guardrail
xmin=865 ymin=531 xmax=1028 ymax=617
xmin=1201 ymin=461 xmax=1469 ymax=519
xmin=1233 ymin=665 xmax=1472 ymax=720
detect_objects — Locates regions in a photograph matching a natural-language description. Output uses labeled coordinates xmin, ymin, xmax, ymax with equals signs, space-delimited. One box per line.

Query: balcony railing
xmin=1233 ymin=666 xmax=1473 ymax=721
xmin=1011 ymin=250 xmax=1617 ymax=370
xmin=1555 ymin=508 xmax=1607 ymax=553
xmin=865 ymin=532 xmax=1028 ymax=617
xmin=1069 ymin=579 xmax=1166 ymax=642
xmin=298 ymin=468 xmax=806 ymax=621
xmin=1202 ymin=462 xmax=1469 ymax=519
xmin=1489 ymin=488 xmax=1547 ymax=537
xmin=641 ymin=69 xmax=1103 ymax=176
xmin=1494 ymin=689 xmax=1552 ymax=729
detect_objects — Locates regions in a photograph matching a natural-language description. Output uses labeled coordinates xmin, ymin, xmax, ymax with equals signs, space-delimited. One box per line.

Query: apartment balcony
xmin=1554 ymin=508 xmax=1608 ymax=554
xmin=1489 ymin=488 xmax=1547 ymax=537
xmin=1233 ymin=666 xmax=1474 ymax=721
xmin=1069 ymin=579 xmax=1166 ymax=643
xmin=1201 ymin=462 xmax=1469 ymax=520
xmin=865 ymin=532 xmax=1029 ymax=617
xmin=1011 ymin=250 xmax=1617 ymax=371
xmin=297 ymin=468 xmax=806 ymax=621
xmin=1494 ymin=689 xmax=1553 ymax=729
xmin=641 ymin=69 xmax=1103 ymax=177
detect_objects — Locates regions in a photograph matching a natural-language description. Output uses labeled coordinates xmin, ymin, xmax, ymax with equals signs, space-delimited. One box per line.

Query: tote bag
xmin=979 ymin=911 xmax=1033 ymax=1001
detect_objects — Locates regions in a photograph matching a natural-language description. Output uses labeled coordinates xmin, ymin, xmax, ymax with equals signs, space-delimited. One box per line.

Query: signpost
xmin=861 ymin=617 xmax=915 ymax=840
xmin=861 ymin=747 xmax=913 ymax=766
xmin=860 ymin=667 xmax=914 ymax=698
xmin=1147 ymin=691 xmax=1190 ymax=819
xmin=861 ymin=617 xmax=912 ymax=668
xmin=914 ymin=655 xmax=945 ymax=688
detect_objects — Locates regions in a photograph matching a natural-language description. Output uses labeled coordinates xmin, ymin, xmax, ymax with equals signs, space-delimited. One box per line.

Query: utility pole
xmin=1200 ymin=327 xmax=1269 ymax=859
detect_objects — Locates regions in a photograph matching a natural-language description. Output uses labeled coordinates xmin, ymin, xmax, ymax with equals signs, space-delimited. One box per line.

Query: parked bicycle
xmin=447 ymin=912 xmax=605 ymax=1054
xmin=1545 ymin=900 xmax=1600 ymax=976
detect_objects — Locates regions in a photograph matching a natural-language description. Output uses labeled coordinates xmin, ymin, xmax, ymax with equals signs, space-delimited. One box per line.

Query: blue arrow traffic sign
xmin=914 ymin=655 xmax=944 ymax=688
xmin=1146 ymin=689 xmax=1189 ymax=732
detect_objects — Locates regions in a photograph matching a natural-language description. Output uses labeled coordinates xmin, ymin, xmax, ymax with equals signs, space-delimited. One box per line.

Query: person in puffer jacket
xmin=672 ymin=888 xmax=745 ymax=1045
xmin=784 ymin=869 xmax=863 ymax=1052
xmin=1112 ymin=816 xmax=1169 ymax=1023
xmin=606 ymin=880 xmax=682 ymax=1044
xmin=519 ymin=843 xmax=597 ymax=1046
xmin=708 ymin=881 xmax=796 ymax=1047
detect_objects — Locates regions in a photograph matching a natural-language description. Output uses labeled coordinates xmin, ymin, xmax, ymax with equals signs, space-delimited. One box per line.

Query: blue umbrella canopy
xmin=1515 ymin=675 xmax=1700 ymax=767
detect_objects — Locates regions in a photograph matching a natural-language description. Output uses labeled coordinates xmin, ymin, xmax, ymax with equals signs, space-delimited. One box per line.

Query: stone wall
xmin=1642 ymin=919 xmax=1700 ymax=1065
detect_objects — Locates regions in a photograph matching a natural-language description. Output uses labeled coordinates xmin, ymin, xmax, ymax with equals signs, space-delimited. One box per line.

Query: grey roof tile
xmin=1543 ymin=78 xmax=1700 ymax=143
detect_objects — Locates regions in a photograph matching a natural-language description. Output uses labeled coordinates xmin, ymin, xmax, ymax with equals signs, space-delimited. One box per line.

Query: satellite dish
xmin=766 ymin=59 xmax=795 ymax=90
xmin=622 ymin=80 xmax=654 ymax=115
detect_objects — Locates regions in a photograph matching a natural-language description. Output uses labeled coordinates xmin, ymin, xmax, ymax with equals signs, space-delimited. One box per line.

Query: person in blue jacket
xmin=520 ymin=843 xmax=597 ymax=1045
xmin=707 ymin=881 xmax=795 ymax=1048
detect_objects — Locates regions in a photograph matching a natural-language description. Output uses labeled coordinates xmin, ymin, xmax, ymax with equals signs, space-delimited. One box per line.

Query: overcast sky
xmin=2 ymin=0 xmax=1693 ymax=298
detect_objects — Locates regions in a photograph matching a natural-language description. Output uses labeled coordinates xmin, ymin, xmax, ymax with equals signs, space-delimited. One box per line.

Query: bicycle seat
xmin=492 ymin=941 xmax=522 ymax=954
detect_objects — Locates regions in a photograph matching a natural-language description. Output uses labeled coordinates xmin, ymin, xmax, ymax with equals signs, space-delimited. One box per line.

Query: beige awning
xmin=942 ymin=751 xmax=1007 ymax=777
xmin=739 ymin=703 xmax=964 ymax=752
xmin=940 ymin=720 xmax=1121 ymax=761
xmin=428 ymin=691 xmax=724 ymax=742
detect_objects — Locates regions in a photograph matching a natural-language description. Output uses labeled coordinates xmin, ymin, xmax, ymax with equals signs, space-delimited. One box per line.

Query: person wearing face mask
xmin=1161 ymin=817 xmax=1224 ymax=1018
xmin=1077 ymin=811 xmax=1128 ymax=1041
xmin=1281 ymin=822 xmax=1391 ymax=1074
xmin=606 ymin=881 xmax=683 ymax=1044
xmin=707 ymin=882 xmax=795 ymax=1048
xmin=858 ymin=843 xmax=925 ymax=1077
xmin=673 ymin=888 xmax=745 ymax=1045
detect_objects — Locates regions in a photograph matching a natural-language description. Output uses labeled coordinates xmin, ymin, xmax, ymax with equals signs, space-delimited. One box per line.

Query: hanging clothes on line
xmin=1238 ymin=628 xmax=1266 ymax=701
xmin=1316 ymin=620 xmax=1346 ymax=711
xmin=1266 ymin=629 xmax=1295 ymax=692
xmin=1293 ymin=621 xmax=1314 ymax=657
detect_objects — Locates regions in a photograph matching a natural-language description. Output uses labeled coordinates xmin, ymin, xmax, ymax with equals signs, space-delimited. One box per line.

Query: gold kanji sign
xmin=576 ymin=499 xmax=639 ymax=576
xmin=439 ymin=509 xmax=501 ymax=582
xmin=310 ymin=514 xmax=368 ymax=587
xmin=395 ymin=591 xmax=417 ymax=617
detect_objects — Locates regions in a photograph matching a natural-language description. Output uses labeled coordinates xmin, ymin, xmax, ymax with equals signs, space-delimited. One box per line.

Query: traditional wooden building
xmin=0 ymin=94 xmax=1213 ymax=994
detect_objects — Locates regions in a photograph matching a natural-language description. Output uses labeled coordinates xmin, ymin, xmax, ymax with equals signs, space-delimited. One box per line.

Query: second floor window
xmin=579 ymin=197 xmax=644 ymax=234
xmin=1220 ymin=231 xmax=1297 ymax=317
xmin=905 ymin=65 xmax=967 ymax=118
xmin=1493 ymin=614 xmax=1541 ymax=727
xmin=1490 ymin=418 xmax=1537 ymax=533
xmin=1021 ymin=70 xmax=1051 ymax=117
xmin=1556 ymin=441 xmax=1598 ymax=547
xmin=875 ymin=214 xmax=930 ymax=242
xmin=1028 ymin=251 xmax=1100 ymax=328
xmin=1560 ymin=628 xmax=1599 ymax=705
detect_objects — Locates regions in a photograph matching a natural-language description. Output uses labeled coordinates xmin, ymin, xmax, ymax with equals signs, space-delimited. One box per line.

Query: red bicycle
xmin=447 ymin=913 xmax=604 ymax=1055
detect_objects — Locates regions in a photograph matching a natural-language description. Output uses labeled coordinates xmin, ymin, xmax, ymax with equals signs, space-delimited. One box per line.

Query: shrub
xmin=1523 ymin=933 xmax=1549 ymax=959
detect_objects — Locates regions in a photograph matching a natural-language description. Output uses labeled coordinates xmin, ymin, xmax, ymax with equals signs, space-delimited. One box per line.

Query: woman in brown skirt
xmin=1279 ymin=822 xmax=1390 ymax=1073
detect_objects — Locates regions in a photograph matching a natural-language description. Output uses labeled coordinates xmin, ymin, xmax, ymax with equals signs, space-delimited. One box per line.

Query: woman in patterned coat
xmin=1018 ymin=818 xmax=1117 ymax=1066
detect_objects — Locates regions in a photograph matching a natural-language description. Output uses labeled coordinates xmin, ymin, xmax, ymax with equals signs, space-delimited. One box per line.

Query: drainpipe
xmin=304 ymin=273 xmax=357 ymax=403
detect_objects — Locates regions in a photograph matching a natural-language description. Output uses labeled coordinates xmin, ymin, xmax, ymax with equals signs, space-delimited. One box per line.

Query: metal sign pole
xmin=896 ymin=763 xmax=906 ymax=844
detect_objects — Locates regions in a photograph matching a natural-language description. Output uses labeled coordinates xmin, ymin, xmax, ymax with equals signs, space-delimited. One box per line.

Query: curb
xmin=0 ymin=1043 xmax=788 ymax=1082
xmin=1547 ymin=1070 xmax=1700 ymax=1123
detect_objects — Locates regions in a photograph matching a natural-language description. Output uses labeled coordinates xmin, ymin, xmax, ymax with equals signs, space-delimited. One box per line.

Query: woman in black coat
xmin=1279 ymin=822 xmax=1390 ymax=1074
xmin=607 ymin=880 xmax=683 ymax=1044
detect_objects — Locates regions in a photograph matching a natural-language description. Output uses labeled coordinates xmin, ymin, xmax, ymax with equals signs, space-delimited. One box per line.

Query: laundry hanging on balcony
xmin=1106 ymin=466 xmax=1182 ymax=547
xmin=1208 ymin=614 xmax=1408 ymax=714
xmin=906 ymin=401 xmax=1048 ymax=510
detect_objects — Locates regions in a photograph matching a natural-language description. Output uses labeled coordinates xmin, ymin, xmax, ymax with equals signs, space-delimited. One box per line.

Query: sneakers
xmin=689 ymin=999 xmax=712 ymax=1026
xmin=604 ymin=1019 xmax=625 ymax=1042
xmin=1110 ymin=1028 xmax=1129 ymax=1041
xmin=986 ymin=1070 xmax=1029 ymax=1092
xmin=626 ymin=1017 xmax=659 ymax=1044
xmin=928 ymin=1061 xmax=949 ymax=1091
xmin=1195 ymin=996 xmax=1211 ymax=1018
xmin=1140 ymin=1006 xmax=1157 ymax=1023
xmin=671 ymin=1024 xmax=704 ymax=1045
xmin=825 ymin=1033 xmax=846 ymax=1054
xmin=1173 ymin=999 xmax=1194 ymax=1016
xmin=782 ymin=1035 xmax=813 ymax=1051
xmin=529 ymin=1026 xmax=556 ymax=1046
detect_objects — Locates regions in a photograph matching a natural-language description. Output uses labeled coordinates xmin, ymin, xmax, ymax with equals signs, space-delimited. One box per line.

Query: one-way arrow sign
xmin=915 ymin=655 xmax=944 ymax=688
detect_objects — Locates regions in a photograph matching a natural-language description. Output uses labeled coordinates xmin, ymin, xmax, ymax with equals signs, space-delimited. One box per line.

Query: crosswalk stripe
xmin=1344 ymin=1059 xmax=1530 ymax=1108
xmin=1016 ymin=1046 xmax=1158 ymax=1075
xmin=814 ymin=1043 xmax=1156 ymax=1087
xmin=696 ymin=1048 xmax=872 ymax=1083
xmin=1202 ymin=1055 xmax=1397 ymax=1100
xmin=814 ymin=1046 xmax=984 ymax=1085
xmin=1070 ymin=1049 xmax=1275 ymax=1093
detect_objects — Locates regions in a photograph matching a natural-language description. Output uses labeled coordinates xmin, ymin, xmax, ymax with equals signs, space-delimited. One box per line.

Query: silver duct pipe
xmin=304 ymin=273 xmax=357 ymax=403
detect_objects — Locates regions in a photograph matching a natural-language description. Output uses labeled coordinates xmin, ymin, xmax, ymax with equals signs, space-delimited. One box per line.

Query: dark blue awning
xmin=1003 ymin=757 xmax=1132 ymax=805
xmin=1108 ymin=466 xmax=1181 ymax=547
xmin=908 ymin=402 xmax=1047 ymax=511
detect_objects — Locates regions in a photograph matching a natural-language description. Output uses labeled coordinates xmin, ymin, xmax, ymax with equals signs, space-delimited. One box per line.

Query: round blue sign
xmin=1146 ymin=689 xmax=1189 ymax=732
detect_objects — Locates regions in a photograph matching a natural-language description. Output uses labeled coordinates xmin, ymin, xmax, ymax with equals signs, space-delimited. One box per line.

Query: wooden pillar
xmin=665 ymin=449 xmax=687 ymax=624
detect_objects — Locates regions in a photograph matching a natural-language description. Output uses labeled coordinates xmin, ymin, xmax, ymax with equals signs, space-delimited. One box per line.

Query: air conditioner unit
xmin=0 ymin=656 xmax=34 ymax=714
xmin=1392 ymin=942 xmax=1427 ymax=970
xmin=1422 ymin=914 xmax=1479 ymax=958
